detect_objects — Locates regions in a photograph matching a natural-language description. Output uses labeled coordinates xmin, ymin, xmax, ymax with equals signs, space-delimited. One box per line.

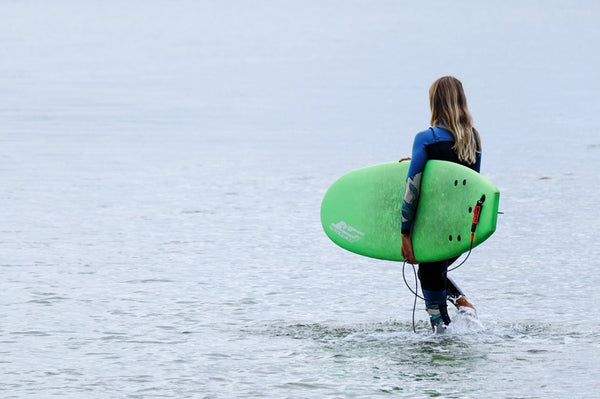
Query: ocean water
xmin=1 ymin=1 xmax=599 ymax=398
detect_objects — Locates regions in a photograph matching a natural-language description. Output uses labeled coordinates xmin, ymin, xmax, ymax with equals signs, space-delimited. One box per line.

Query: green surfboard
xmin=320 ymin=160 xmax=500 ymax=262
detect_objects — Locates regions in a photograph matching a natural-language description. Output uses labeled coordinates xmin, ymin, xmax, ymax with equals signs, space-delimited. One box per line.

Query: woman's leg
xmin=444 ymin=257 xmax=476 ymax=312
xmin=418 ymin=259 xmax=451 ymax=332
xmin=447 ymin=277 xmax=476 ymax=313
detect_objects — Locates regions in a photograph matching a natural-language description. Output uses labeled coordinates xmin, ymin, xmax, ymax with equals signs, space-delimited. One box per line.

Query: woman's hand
xmin=401 ymin=234 xmax=418 ymax=264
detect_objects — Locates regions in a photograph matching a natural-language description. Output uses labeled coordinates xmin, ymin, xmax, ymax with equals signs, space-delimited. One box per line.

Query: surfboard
xmin=320 ymin=160 xmax=500 ymax=262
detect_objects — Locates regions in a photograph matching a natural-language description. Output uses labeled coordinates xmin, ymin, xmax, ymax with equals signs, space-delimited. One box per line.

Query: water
xmin=1 ymin=1 xmax=599 ymax=398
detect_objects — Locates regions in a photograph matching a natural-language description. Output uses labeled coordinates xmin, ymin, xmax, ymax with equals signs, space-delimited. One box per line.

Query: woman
xmin=401 ymin=76 xmax=481 ymax=333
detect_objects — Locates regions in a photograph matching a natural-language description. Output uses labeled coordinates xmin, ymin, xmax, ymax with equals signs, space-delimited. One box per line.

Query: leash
xmin=402 ymin=194 xmax=487 ymax=331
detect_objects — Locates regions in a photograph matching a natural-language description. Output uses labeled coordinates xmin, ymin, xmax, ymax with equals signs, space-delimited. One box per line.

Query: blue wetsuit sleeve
xmin=401 ymin=130 xmax=431 ymax=235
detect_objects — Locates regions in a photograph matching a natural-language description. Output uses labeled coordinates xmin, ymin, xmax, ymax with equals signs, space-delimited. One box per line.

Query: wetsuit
xmin=401 ymin=126 xmax=481 ymax=325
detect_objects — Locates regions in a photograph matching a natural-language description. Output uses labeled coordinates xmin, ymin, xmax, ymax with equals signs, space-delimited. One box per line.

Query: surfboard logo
xmin=329 ymin=221 xmax=365 ymax=242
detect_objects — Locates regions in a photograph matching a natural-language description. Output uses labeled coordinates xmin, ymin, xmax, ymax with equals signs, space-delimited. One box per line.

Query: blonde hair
xmin=429 ymin=76 xmax=481 ymax=164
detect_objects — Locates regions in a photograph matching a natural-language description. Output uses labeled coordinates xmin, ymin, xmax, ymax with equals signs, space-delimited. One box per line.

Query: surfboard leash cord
xmin=402 ymin=261 xmax=422 ymax=333
xmin=449 ymin=194 xmax=485 ymax=272
xmin=403 ymin=194 xmax=487 ymax=331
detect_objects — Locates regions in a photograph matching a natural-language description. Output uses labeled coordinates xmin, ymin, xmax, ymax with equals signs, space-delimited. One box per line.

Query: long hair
xmin=429 ymin=76 xmax=481 ymax=164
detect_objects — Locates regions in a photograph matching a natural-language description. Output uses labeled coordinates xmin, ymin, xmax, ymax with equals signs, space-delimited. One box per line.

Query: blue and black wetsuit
xmin=401 ymin=126 xmax=481 ymax=324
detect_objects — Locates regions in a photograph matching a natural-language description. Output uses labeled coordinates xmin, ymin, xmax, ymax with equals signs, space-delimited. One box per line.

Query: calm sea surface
xmin=2 ymin=1 xmax=599 ymax=398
